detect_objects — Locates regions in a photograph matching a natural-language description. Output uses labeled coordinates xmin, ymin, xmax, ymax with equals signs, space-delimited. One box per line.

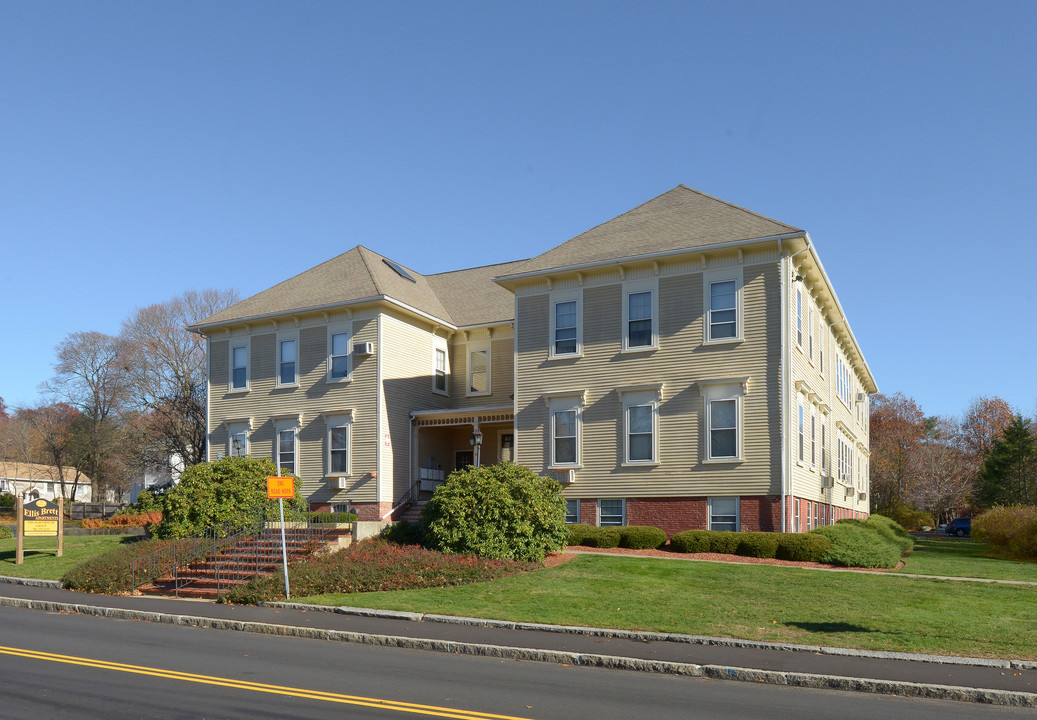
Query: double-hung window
xmin=550 ymin=291 xmax=581 ymax=358
xmin=277 ymin=334 xmax=298 ymax=387
xmin=434 ymin=347 xmax=448 ymax=393
xmin=709 ymin=497 xmax=739 ymax=531
xmin=703 ymin=269 xmax=743 ymax=344
xmin=701 ymin=378 xmax=748 ymax=463
xmin=546 ymin=391 xmax=584 ymax=469
xmin=226 ymin=420 xmax=250 ymax=458
xmin=230 ymin=343 xmax=248 ymax=392
xmin=325 ymin=411 xmax=353 ymax=476
xmin=598 ymin=499 xmax=625 ymax=527
xmin=276 ymin=429 xmax=296 ymax=475
xmin=623 ymin=280 xmax=658 ymax=351
xmin=810 ymin=412 xmax=816 ymax=468
xmin=808 ymin=307 xmax=815 ymax=362
xmin=467 ymin=340 xmax=490 ymax=396
xmin=619 ymin=385 xmax=662 ymax=466
xmin=795 ymin=290 xmax=803 ymax=347
xmin=564 ymin=499 xmax=580 ymax=524
xmin=797 ymin=402 xmax=805 ymax=463
xmin=327 ymin=325 xmax=350 ymax=382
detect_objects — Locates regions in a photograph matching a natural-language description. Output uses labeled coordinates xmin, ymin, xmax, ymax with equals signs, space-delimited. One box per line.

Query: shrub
xmin=811 ymin=520 xmax=905 ymax=569
xmin=154 ymin=456 xmax=302 ymax=539
xmin=381 ymin=519 xmax=427 ymax=546
xmin=309 ymin=511 xmax=358 ymax=524
xmin=580 ymin=526 xmax=621 ymax=548
xmin=0 ymin=525 xmax=13 ymax=539
xmin=882 ymin=503 xmax=934 ymax=531
xmin=0 ymin=492 xmax=16 ymax=509
xmin=62 ymin=538 xmax=173 ymax=594
xmin=735 ymin=532 xmax=779 ymax=558
xmin=221 ymin=539 xmax=534 ymax=604
xmin=564 ymin=523 xmax=598 ymax=546
xmin=973 ymin=505 xmax=1037 ymax=559
xmin=668 ymin=530 xmax=741 ymax=554
xmin=775 ymin=533 xmax=832 ymax=562
xmin=863 ymin=514 xmax=915 ymax=554
xmin=82 ymin=511 xmax=163 ymax=529
xmin=422 ymin=463 xmax=567 ymax=562
xmin=618 ymin=525 xmax=667 ymax=550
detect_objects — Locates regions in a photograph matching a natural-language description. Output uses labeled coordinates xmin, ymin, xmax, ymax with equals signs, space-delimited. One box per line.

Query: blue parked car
xmin=945 ymin=517 xmax=972 ymax=537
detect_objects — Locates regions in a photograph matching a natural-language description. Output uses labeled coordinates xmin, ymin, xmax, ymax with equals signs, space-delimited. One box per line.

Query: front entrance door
xmin=500 ymin=433 xmax=514 ymax=463
xmin=455 ymin=451 xmax=474 ymax=471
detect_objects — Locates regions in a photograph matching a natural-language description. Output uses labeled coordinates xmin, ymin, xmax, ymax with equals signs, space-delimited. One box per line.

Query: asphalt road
xmin=0 ymin=605 xmax=1034 ymax=720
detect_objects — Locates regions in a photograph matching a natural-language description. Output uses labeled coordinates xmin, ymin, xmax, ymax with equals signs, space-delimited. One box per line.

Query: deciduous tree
xmin=868 ymin=392 xmax=927 ymax=513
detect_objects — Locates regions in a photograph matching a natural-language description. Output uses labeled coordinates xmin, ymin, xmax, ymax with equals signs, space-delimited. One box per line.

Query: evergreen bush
xmin=580 ymin=526 xmax=621 ymax=548
xmin=973 ymin=505 xmax=1037 ymax=559
xmin=0 ymin=525 xmax=13 ymax=539
xmin=61 ymin=538 xmax=172 ymax=594
xmin=775 ymin=533 xmax=831 ymax=562
xmin=811 ymin=522 xmax=904 ymax=568
xmin=154 ymin=456 xmax=302 ymax=539
xmin=669 ymin=530 xmax=712 ymax=553
xmin=422 ymin=463 xmax=567 ymax=562
xmin=564 ymin=523 xmax=598 ymax=546
xmin=618 ymin=525 xmax=667 ymax=549
xmin=735 ymin=532 xmax=779 ymax=558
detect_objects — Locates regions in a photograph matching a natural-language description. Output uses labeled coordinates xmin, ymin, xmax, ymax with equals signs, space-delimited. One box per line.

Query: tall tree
xmin=960 ymin=396 xmax=1016 ymax=465
xmin=869 ymin=392 xmax=927 ymax=513
xmin=40 ymin=331 xmax=130 ymax=496
xmin=17 ymin=403 xmax=87 ymax=502
xmin=121 ymin=289 xmax=239 ymax=468
xmin=977 ymin=415 xmax=1037 ymax=507
xmin=908 ymin=416 xmax=973 ymax=522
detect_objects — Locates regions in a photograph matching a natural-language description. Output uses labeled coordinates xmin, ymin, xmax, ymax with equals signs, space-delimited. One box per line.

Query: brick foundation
xmin=310 ymin=501 xmax=392 ymax=522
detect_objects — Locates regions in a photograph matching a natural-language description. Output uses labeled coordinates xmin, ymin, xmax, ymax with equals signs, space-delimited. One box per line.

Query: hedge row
xmin=565 ymin=524 xmax=667 ymax=550
xmin=973 ymin=505 xmax=1037 ymax=559
xmin=810 ymin=515 xmax=914 ymax=568
xmin=82 ymin=511 xmax=163 ymax=529
xmin=61 ymin=538 xmax=175 ymax=594
xmin=669 ymin=529 xmax=833 ymax=561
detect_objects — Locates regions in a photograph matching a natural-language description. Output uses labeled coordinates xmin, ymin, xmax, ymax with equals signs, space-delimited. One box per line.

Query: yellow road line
xmin=0 ymin=645 xmax=534 ymax=720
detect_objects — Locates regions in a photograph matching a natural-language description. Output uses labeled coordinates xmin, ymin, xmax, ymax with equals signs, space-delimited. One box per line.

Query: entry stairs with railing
xmin=131 ymin=507 xmax=351 ymax=600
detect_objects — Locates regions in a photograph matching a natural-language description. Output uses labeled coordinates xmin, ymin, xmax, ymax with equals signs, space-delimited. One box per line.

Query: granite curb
xmin=0 ymin=592 xmax=1033 ymax=707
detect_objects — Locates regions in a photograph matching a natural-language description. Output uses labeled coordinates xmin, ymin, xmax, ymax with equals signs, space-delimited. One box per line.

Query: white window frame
xmin=549 ymin=290 xmax=583 ymax=359
xmin=564 ymin=498 xmax=580 ymax=524
xmin=619 ymin=385 xmax=663 ymax=467
xmin=622 ymin=279 xmax=658 ymax=352
xmin=598 ymin=499 xmax=625 ymax=527
xmin=229 ymin=340 xmax=249 ymax=393
xmin=810 ymin=410 xmax=816 ymax=469
xmin=227 ymin=421 xmax=250 ymax=458
xmin=275 ymin=428 xmax=297 ymax=476
xmin=708 ymin=497 xmax=740 ymax=531
xmin=276 ymin=332 xmax=299 ymax=388
xmin=703 ymin=269 xmax=743 ymax=345
xmin=546 ymin=391 xmax=585 ymax=470
xmin=819 ymin=320 xmax=826 ymax=375
xmin=795 ymin=289 xmax=803 ymax=348
xmin=326 ymin=324 xmax=351 ymax=384
xmin=433 ymin=336 xmax=449 ymax=395
xmin=808 ymin=306 xmax=815 ymax=364
xmin=701 ymin=378 xmax=748 ymax=463
xmin=466 ymin=339 xmax=491 ymax=397
xmin=325 ymin=411 xmax=354 ymax=477
xmin=797 ymin=401 xmax=805 ymax=464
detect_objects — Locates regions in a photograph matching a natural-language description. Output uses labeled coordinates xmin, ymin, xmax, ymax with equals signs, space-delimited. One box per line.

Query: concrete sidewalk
xmin=1 ymin=575 xmax=1034 ymax=707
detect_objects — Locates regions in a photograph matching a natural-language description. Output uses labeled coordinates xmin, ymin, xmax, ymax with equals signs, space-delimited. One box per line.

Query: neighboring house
xmin=0 ymin=461 xmax=94 ymax=503
xmin=191 ymin=186 xmax=876 ymax=534
xmin=117 ymin=454 xmax=184 ymax=504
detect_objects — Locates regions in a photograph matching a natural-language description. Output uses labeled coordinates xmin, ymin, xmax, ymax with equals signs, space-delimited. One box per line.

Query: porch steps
xmin=398 ymin=500 xmax=426 ymax=523
xmin=137 ymin=529 xmax=350 ymax=600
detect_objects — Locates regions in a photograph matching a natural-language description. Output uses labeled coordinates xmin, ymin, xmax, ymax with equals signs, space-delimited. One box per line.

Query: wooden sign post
xmin=16 ymin=496 xmax=63 ymax=565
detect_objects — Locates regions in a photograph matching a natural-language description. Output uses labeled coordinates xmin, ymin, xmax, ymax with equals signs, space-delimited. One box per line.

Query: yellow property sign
xmin=22 ymin=499 xmax=59 ymax=537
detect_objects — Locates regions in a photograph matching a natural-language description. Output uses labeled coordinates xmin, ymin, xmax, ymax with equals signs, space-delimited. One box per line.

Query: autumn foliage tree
xmin=868 ymin=392 xmax=927 ymax=514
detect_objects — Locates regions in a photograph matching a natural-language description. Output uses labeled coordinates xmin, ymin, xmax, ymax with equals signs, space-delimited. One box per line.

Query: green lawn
xmin=0 ymin=534 xmax=138 ymax=580
xmin=893 ymin=537 xmax=1037 ymax=582
xmin=297 ymin=553 xmax=1037 ymax=660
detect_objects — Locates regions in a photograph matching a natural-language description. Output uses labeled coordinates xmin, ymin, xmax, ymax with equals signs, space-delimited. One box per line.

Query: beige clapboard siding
xmin=379 ymin=312 xmax=453 ymax=504
xmin=787 ymin=277 xmax=868 ymax=511
xmin=207 ymin=317 xmax=380 ymax=504
xmin=447 ymin=327 xmax=515 ymax=408
xmin=516 ymin=262 xmax=780 ymax=498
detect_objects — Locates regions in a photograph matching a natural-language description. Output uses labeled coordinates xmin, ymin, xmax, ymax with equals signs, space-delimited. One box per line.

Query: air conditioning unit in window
xmin=857 ymin=491 xmax=867 ymax=501
xmin=353 ymin=342 xmax=374 ymax=356
xmin=856 ymin=393 xmax=867 ymax=404
xmin=821 ymin=476 xmax=834 ymax=489
xmin=554 ymin=469 xmax=575 ymax=484
xmin=329 ymin=477 xmax=349 ymax=490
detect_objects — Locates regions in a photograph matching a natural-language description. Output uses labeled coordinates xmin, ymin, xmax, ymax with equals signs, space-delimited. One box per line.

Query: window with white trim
xmin=806 ymin=500 xmax=813 ymax=531
xmin=708 ymin=497 xmax=739 ymax=531
xmin=565 ymin=499 xmax=580 ymax=524
xmin=326 ymin=412 xmax=353 ymax=476
xmin=703 ymin=269 xmax=743 ymax=344
xmin=622 ymin=280 xmax=658 ymax=351
xmin=327 ymin=325 xmax=350 ymax=382
xmin=810 ymin=411 xmax=816 ymax=468
xmin=230 ymin=343 xmax=248 ymax=392
xmin=808 ymin=306 xmax=814 ymax=363
xmin=277 ymin=333 xmax=298 ymax=387
xmin=794 ymin=499 xmax=801 ymax=532
xmin=433 ymin=337 xmax=448 ymax=394
xmin=227 ymin=423 xmax=249 ymax=458
xmin=620 ymin=386 xmax=662 ymax=466
xmin=550 ymin=291 xmax=581 ymax=358
xmin=819 ymin=321 xmax=826 ymax=373
xmin=821 ymin=416 xmax=828 ymax=475
xmin=546 ymin=393 xmax=584 ymax=469
xmin=598 ymin=499 xmax=625 ymax=527
xmin=797 ymin=402 xmax=805 ymax=463
xmin=276 ymin=428 xmax=296 ymax=475
xmin=795 ymin=290 xmax=803 ymax=347
xmin=467 ymin=340 xmax=490 ymax=396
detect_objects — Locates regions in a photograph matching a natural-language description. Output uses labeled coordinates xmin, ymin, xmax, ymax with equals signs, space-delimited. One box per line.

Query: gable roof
xmin=0 ymin=461 xmax=91 ymax=485
xmin=498 ymin=185 xmax=803 ymax=278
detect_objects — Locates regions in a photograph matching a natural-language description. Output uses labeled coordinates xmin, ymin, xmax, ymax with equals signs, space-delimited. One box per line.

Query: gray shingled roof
xmin=499 ymin=185 xmax=803 ymax=277
xmin=426 ymin=260 xmax=526 ymax=327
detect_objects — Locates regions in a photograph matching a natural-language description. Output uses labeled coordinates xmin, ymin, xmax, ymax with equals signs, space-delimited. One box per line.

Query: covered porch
xmin=409 ymin=405 xmax=515 ymax=495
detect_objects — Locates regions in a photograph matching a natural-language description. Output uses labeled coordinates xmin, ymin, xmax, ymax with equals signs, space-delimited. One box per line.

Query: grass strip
xmin=0 ymin=535 xmax=138 ymax=580
xmin=893 ymin=537 xmax=1037 ymax=581
xmin=297 ymin=553 xmax=1037 ymax=660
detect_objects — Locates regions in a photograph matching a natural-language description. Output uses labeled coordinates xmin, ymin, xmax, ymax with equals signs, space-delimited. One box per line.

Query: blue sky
xmin=2 ymin=1 xmax=1034 ymax=420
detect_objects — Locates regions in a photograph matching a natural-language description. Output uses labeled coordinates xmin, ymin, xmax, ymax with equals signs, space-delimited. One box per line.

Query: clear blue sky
xmin=2 ymin=1 xmax=1034 ymax=420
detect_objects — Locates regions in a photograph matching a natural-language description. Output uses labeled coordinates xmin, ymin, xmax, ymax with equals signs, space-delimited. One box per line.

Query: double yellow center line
xmin=0 ymin=645 xmax=534 ymax=720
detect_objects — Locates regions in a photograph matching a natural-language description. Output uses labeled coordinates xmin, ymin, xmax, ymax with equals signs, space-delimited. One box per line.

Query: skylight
xmin=382 ymin=258 xmax=416 ymax=282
